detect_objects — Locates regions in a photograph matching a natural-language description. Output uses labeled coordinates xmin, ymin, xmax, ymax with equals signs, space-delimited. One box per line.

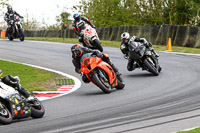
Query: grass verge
xmin=0 ymin=59 xmax=66 ymax=92
xmin=23 ymin=37 xmax=200 ymax=54
xmin=177 ymin=127 xmax=200 ymax=133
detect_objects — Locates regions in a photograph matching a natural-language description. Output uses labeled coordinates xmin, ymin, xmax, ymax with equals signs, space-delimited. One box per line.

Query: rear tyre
xmin=116 ymin=76 xmax=125 ymax=90
xmin=143 ymin=58 xmax=159 ymax=76
xmin=0 ymin=102 xmax=12 ymax=124
xmin=31 ymin=98 xmax=45 ymax=118
xmin=92 ymin=70 xmax=112 ymax=94
xmin=93 ymin=39 xmax=103 ymax=52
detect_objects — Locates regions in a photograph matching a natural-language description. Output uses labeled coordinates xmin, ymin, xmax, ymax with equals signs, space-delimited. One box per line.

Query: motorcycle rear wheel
xmin=31 ymin=98 xmax=45 ymax=118
xmin=92 ymin=69 xmax=112 ymax=94
xmin=0 ymin=102 xmax=12 ymax=124
xmin=143 ymin=58 xmax=159 ymax=76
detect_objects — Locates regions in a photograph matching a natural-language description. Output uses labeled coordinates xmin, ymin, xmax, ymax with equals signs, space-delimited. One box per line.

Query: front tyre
xmin=19 ymin=28 xmax=24 ymax=41
xmin=158 ymin=66 xmax=162 ymax=73
xmin=93 ymin=39 xmax=103 ymax=52
xmin=31 ymin=98 xmax=45 ymax=118
xmin=116 ymin=76 xmax=125 ymax=90
xmin=92 ymin=70 xmax=112 ymax=94
xmin=0 ymin=102 xmax=12 ymax=124
xmin=143 ymin=58 xmax=159 ymax=76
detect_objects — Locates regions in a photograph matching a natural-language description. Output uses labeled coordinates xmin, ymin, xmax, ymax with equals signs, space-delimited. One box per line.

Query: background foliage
xmin=0 ymin=0 xmax=199 ymax=30
xmin=73 ymin=0 xmax=200 ymax=27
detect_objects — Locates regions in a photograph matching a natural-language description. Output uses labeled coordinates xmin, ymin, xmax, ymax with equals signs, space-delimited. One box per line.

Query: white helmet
xmin=121 ymin=32 xmax=130 ymax=43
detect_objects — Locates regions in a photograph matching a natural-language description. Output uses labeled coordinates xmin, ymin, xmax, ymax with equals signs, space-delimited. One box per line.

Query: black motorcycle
xmin=126 ymin=42 xmax=162 ymax=76
xmin=7 ymin=15 xmax=24 ymax=41
xmin=0 ymin=70 xmax=45 ymax=124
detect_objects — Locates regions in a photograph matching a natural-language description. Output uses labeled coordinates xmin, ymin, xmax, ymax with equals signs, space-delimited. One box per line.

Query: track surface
xmin=0 ymin=39 xmax=200 ymax=133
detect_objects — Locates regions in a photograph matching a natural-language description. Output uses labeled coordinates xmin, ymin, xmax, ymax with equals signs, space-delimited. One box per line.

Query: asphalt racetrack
xmin=0 ymin=39 xmax=200 ymax=133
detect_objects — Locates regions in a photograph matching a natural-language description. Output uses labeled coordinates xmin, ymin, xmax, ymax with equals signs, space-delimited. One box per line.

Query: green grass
xmin=23 ymin=37 xmax=200 ymax=54
xmin=0 ymin=59 xmax=64 ymax=92
xmin=177 ymin=127 xmax=200 ymax=133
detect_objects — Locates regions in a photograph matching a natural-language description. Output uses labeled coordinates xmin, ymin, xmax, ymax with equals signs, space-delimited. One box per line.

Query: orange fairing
xmin=80 ymin=56 xmax=117 ymax=85
xmin=98 ymin=61 xmax=116 ymax=85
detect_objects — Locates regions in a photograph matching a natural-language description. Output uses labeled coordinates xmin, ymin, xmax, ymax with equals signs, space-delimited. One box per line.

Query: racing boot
xmin=127 ymin=59 xmax=138 ymax=71
xmin=102 ymin=54 xmax=121 ymax=77
xmin=146 ymin=42 xmax=159 ymax=57
xmin=132 ymin=62 xmax=139 ymax=70
xmin=17 ymin=84 xmax=35 ymax=102
xmin=109 ymin=62 xmax=121 ymax=77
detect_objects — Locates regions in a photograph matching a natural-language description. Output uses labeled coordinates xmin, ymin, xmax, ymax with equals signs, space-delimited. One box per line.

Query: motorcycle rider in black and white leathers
xmin=71 ymin=44 xmax=120 ymax=83
xmin=120 ymin=32 xmax=159 ymax=71
xmin=4 ymin=5 xmax=23 ymax=35
xmin=72 ymin=13 xmax=96 ymax=47
xmin=0 ymin=74 xmax=34 ymax=102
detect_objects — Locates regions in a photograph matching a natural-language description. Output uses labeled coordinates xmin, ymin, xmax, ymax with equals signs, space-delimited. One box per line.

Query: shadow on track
xmin=125 ymin=73 xmax=154 ymax=78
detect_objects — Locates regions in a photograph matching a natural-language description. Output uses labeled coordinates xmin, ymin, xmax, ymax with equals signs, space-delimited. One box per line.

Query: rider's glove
xmin=78 ymin=33 xmax=84 ymax=37
xmin=92 ymin=26 xmax=96 ymax=29
xmin=20 ymin=16 xmax=24 ymax=19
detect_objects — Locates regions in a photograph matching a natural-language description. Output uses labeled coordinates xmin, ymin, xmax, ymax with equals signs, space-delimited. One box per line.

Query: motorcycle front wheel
xmin=116 ymin=76 xmax=125 ymax=90
xmin=0 ymin=102 xmax=12 ymax=124
xmin=92 ymin=69 xmax=112 ymax=94
xmin=31 ymin=98 xmax=45 ymax=118
xmin=19 ymin=28 xmax=24 ymax=41
xmin=143 ymin=58 xmax=159 ymax=76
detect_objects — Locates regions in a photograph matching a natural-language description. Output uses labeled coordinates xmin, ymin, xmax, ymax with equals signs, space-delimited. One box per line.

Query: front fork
xmin=0 ymin=101 xmax=3 ymax=109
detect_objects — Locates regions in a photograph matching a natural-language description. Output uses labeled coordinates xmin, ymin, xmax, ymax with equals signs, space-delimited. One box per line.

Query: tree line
xmin=1 ymin=0 xmax=199 ymax=30
xmin=73 ymin=0 xmax=200 ymax=27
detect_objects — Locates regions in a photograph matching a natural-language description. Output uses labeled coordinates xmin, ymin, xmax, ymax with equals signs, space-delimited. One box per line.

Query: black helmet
xmin=73 ymin=13 xmax=81 ymax=21
xmin=71 ymin=44 xmax=83 ymax=58
xmin=121 ymin=32 xmax=130 ymax=44
xmin=7 ymin=5 xmax=13 ymax=13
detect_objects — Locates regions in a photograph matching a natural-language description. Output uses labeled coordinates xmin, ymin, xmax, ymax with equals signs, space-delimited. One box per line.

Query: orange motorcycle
xmin=80 ymin=53 xmax=125 ymax=93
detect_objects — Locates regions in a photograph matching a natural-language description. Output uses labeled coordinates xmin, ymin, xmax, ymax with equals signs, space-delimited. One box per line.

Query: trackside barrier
xmin=24 ymin=24 xmax=200 ymax=48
